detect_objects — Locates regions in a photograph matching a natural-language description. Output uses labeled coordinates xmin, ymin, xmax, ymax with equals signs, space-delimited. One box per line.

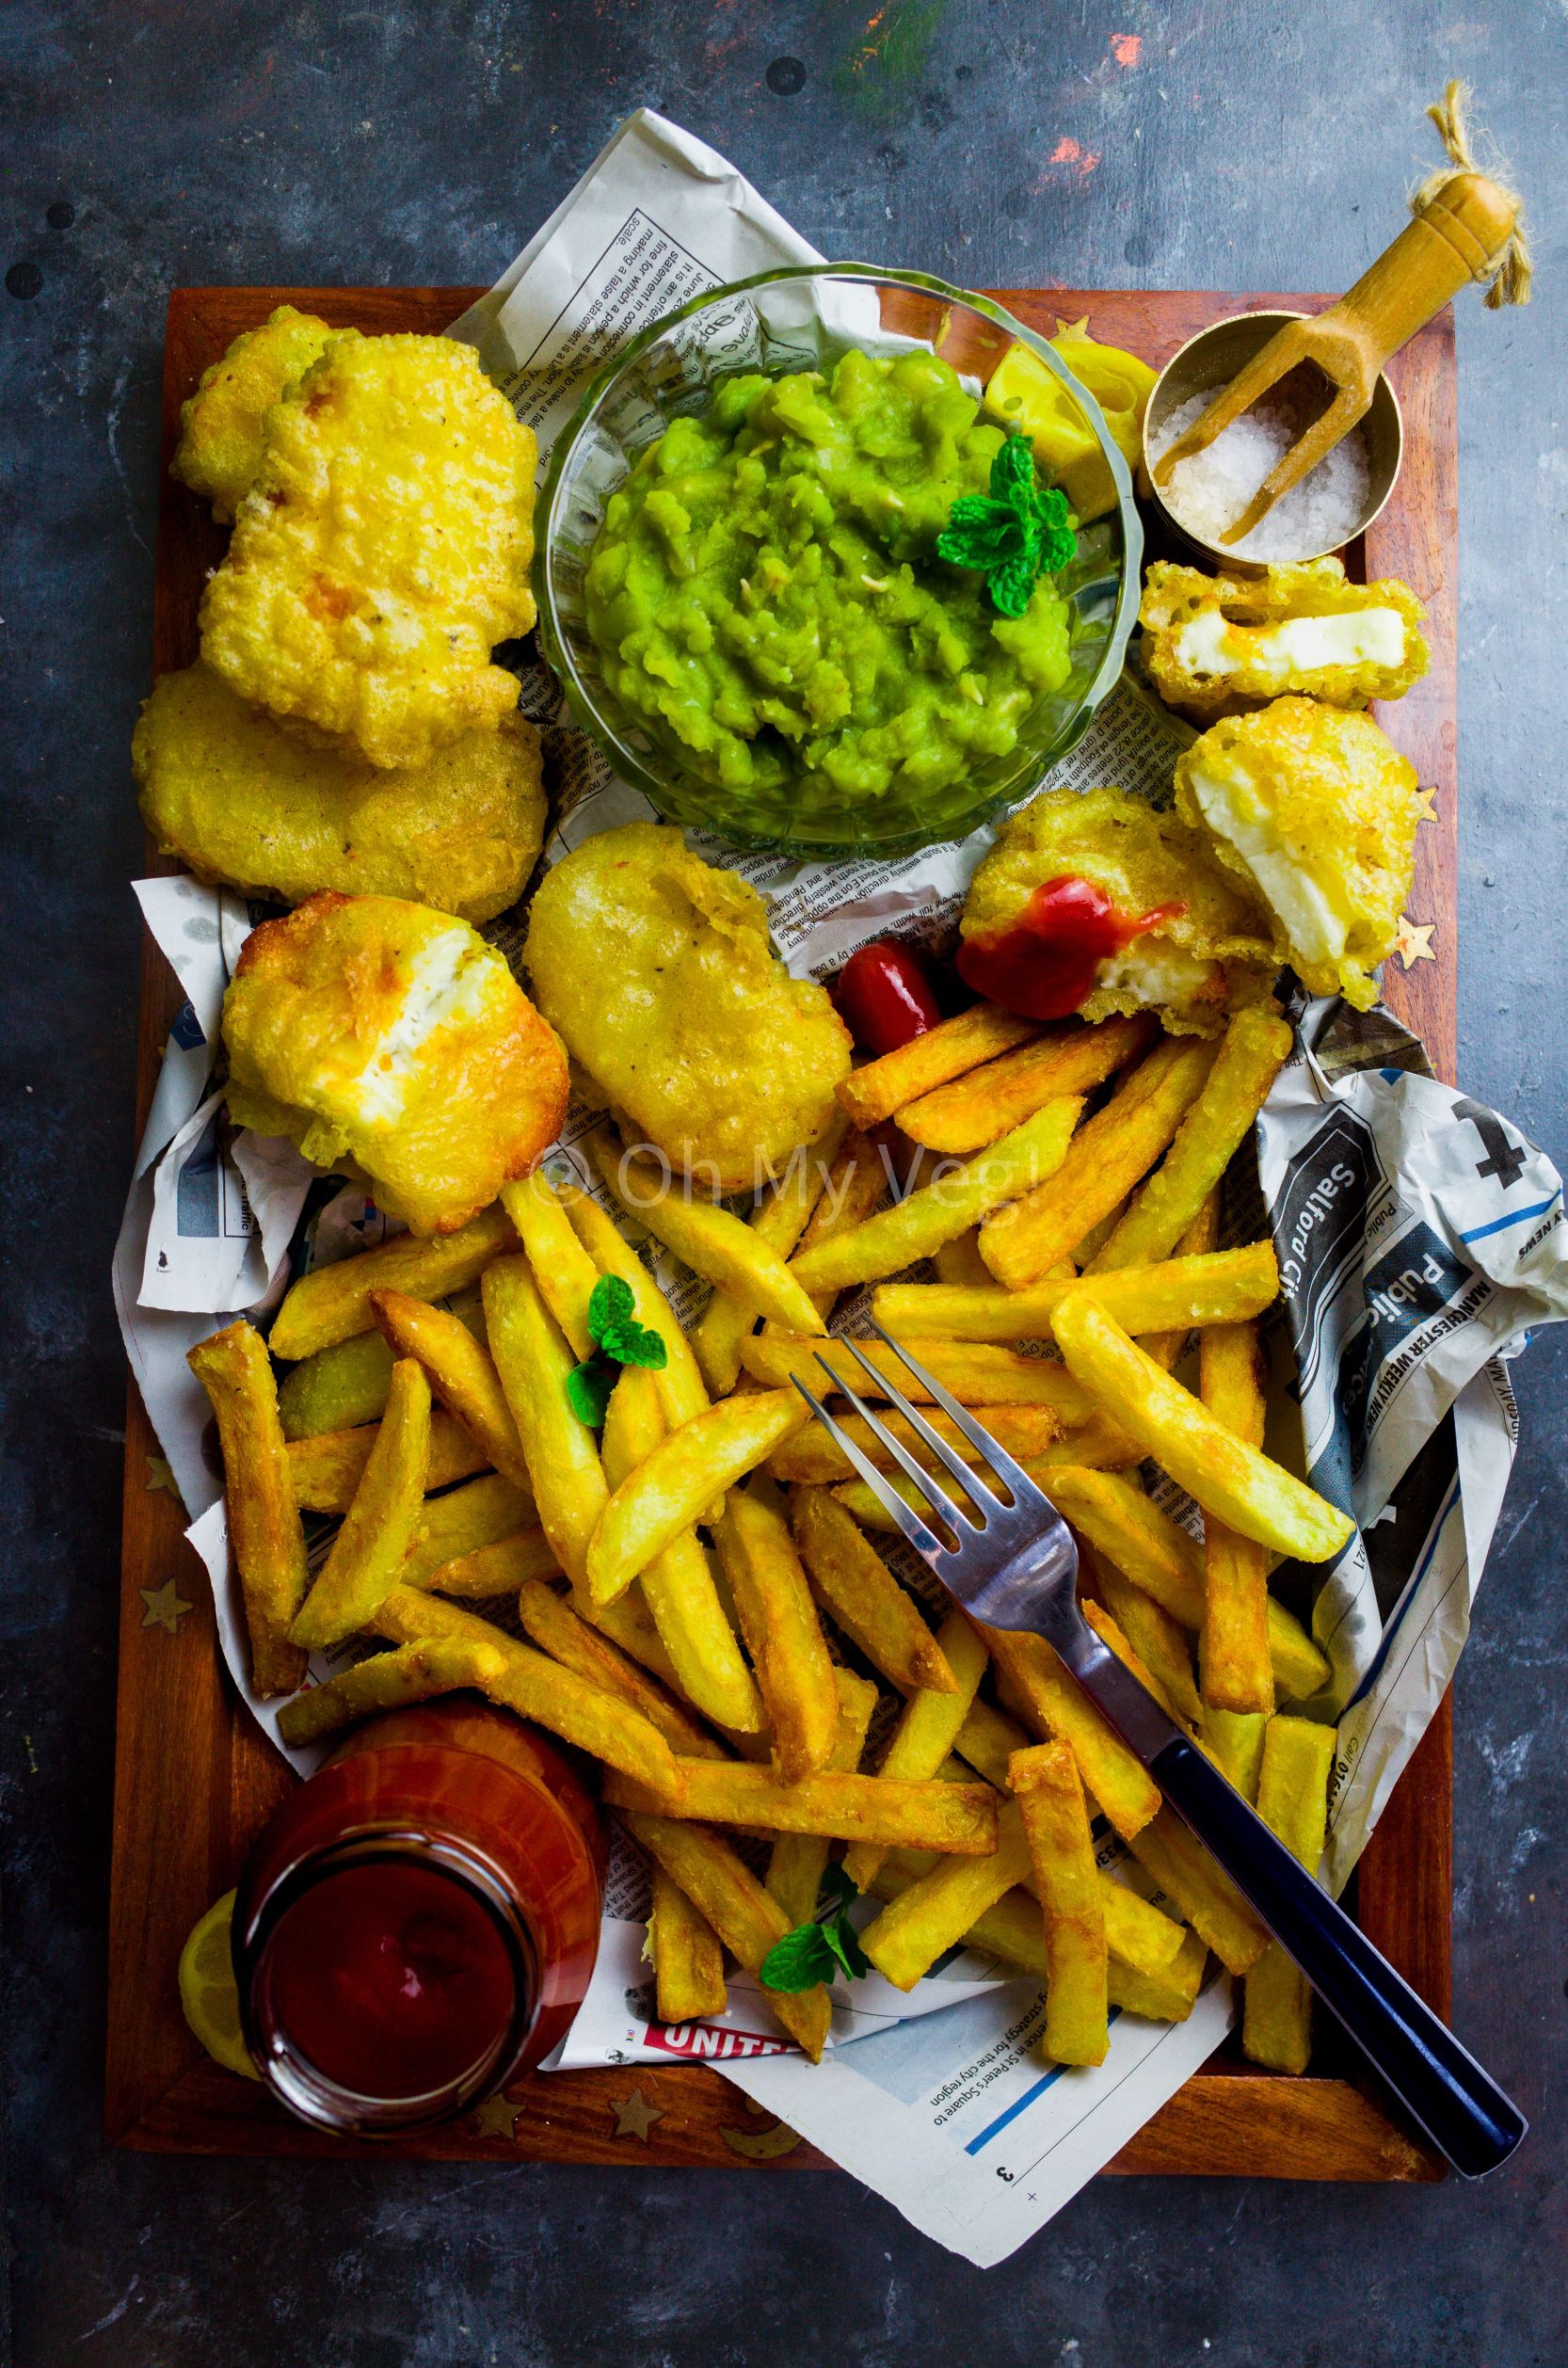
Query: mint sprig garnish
xmin=760 ymin=1863 xmax=872 ymax=1992
xmin=566 ymin=1273 xmax=668 ymax=1428
xmin=937 ymin=429 xmax=1077 ymax=618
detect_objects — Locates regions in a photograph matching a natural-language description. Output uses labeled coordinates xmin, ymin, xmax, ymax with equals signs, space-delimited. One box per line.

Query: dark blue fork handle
xmin=1149 ymin=1732 xmax=1527 ymax=2178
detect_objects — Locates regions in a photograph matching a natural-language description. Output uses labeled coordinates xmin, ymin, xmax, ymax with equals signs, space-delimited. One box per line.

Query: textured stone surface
xmin=2 ymin=3 xmax=1564 ymax=2360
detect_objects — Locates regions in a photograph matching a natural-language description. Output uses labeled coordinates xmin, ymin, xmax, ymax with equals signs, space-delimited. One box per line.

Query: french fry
xmin=953 ymin=1697 xmax=1032 ymax=1790
xmin=371 ymin=1289 xmax=531 ymax=1492
xmin=186 ymin=1320 xmax=309 ymax=1696
xmin=481 ymin=1255 xmax=609 ymax=1591
xmin=766 ymin=1401 xmax=1064 ymax=1486
xmin=1088 ymin=1008 xmax=1292 ymax=1272
xmin=896 ymin=1014 xmax=1158 ymax=1155
xmin=1132 ymin=1191 xmax=1222 ymax=1374
xmin=587 ymin=1135 xmax=827 ymax=1336
xmin=858 ymin=1800 xmax=1034 ymax=1989
xmin=1087 ymin=1550 xmax=1202 ymax=1728
xmin=427 ymin=1527 xmax=563 ymax=1598
xmin=824 ymin=1432 xmax=1140 ymax=1538
xmin=933 ymin=1228 xmax=993 ymax=1288
xmin=622 ymin=1813 xmax=830 ymax=2060
xmin=741 ymin=1332 xmax=1096 ymax=1416
xmin=788 ymin=1099 xmax=1082 ymax=1294
xmin=401 ymin=1473 xmax=536 ymax=1591
xmin=277 ymin=1638 xmax=508 ymax=1749
xmin=791 ymin=1488 xmax=956 ymax=1697
xmin=1107 ymin=1926 xmax=1209 ymax=2023
xmin=279 ymin=1327 xmax=396 ymax=1440
xmin=1051 ymin=1297 xmax=1355 ymax=1564
xmin=981 ymin=1622 xmax=1161 ymax=1839
xmin=1042 ymin=1465 xmax=1330 ymax=1698
xmin=287 ymin=1409 xmax=488 ymax=1513
xmin=692 ymin=1115 xmax=848 ymax=1392
xmin=559 ymin=1185 xmax=712 ymax=1432
xmin=842 ymin=1613 xmax=988 ymax=1891
xmin=372 ymin=1586 xmax=681 ymax=1794
xmin=1082 ymin=1601 xmax=1186 ymax=1727
xmin=767 ymin=1669 xmax=879 ymax=1928
xmin=871 ymin=1845 xmax=1185 ymax=1982
xmin=269 ymin=1205 xmax=516 ymax=1361
xmin=711 ymin=1481 xmax=840 ymax=1781
xmin=1199 ymin=1319 xmax=1275 ymax=1714
xmin=602 ymin=1367 xmax=763 ymax=1733
xmin=1011 ymin=1741 xmax=1109 ymax=2065
xmin=649 ymin=1866 xmax=728 ymax=2024
xmin=979 ymin=1036 xmax=1218 ymax=1289
xmin=605 ymin=1760 xmax=999 ymax=1854
xmin=514 ymin=1577 xmax=719 ymax=1759
xmin=291 ymin=1360 xmax=432 ymax=1649
xmin=1126 ymin=1806 xmax=1270 ymax=1976
xmin=780 ymin=1127 xmax=890 ymax=1326
xmin=501 ymin=1171 xmax=600 ymax=1358
xmin=871 ymin=1240 xmax=1280 ymax=1345
xmin=1199 ymin=1706 xmax=1270 ymax=1802
xmin=585 ymin=1391 xmax=808 ymax=1605
xmin=837 ymin=1001 xmax=1039 ymax=1128
xmin=1243 ymin=1716 xmax=1337 ymax=2074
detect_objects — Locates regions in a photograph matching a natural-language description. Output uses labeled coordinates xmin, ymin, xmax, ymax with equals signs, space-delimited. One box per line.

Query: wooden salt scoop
xmin=1152 ymin=168 xmax=1520 ymax=550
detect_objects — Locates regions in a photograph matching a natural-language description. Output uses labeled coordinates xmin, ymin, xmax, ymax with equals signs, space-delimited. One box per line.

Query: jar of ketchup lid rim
xmin=232 ymin=1700 xmax=605 ymax=2136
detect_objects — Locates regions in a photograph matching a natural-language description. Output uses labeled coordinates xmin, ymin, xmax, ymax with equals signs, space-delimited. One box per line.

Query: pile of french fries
xmin=189 ymin=995 xmax=1352 ymax=2077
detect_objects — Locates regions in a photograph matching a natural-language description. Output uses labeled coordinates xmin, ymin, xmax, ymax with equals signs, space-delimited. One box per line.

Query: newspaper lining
xmin=115 ymin=110 xmax=1568 ymax=2261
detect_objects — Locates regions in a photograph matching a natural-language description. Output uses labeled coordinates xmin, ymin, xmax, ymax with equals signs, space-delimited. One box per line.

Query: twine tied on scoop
xmin=1412 ymin=79 xmax=1532 ymax=309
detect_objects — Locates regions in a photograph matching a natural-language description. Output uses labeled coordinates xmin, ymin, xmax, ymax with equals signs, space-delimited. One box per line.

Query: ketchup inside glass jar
xmin=233 ymin=1702 xmax=604 ymax=2135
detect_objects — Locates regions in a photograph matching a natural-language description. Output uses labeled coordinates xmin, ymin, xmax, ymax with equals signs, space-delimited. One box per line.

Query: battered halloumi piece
xmin=1141 ymin=558 xmax=1428 ymax=721
xmin=200 ymin=332 xmax=537 ymax=768
xmin=169 ymin=304 xmax=336 ymax=522
xmin=134 ymin=663 xmax=546 ymax=923
xmin=523 ymin=824 xmax=853 ymax=1192
xmin=1174 ymin=697 xmax=1431 ymax=1010
xmin=959 ymin=787 xmax=1279 ymax=1035
xmin=222 ymin=892 xmax=568 ymax=1235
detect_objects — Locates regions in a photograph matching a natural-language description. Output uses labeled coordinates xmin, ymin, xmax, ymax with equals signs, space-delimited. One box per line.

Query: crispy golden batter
xmin=1174 ymin=698 xmax=1431 ymax=1010
xmin=223 ymin=891 xmax=568 ymax=1235
xmin=134 ymin=662 xmax=545 ymax=923
xmin=524 ymin=823 xmax=852 ymax=1192
xmin=1141 ymin=557 xmax=1429 ymax=722
xmin=960 ymin=787 xmax=1278 ymax=1035
xmin=200 ymin=333 xmax=537 ymax=768
xmin=169 ymin=305 xmax=336 ymax=522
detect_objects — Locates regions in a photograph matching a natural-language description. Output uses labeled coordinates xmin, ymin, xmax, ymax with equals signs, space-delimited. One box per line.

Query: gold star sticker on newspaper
xmin=139 ymin=1578 xmax=192 ymax=1635
xmin=471 ymin=2095 xmax=520 ymax=2142
xmin=612 ymin=2088 xmax=664 ymax=2141
xmin=1395 ymin=915 xmax=1436 ymax=968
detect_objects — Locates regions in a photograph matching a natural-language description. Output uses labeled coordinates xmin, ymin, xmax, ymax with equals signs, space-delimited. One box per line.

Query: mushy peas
xmin=583 ymin=347 xmax=1075 ymax=816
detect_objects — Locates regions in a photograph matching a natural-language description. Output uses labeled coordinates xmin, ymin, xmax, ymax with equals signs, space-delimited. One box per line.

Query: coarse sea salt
xmin=1149 ymin=387 xmax=1372 ymax=562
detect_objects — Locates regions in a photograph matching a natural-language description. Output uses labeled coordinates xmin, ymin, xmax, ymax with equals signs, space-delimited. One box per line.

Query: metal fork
xmin=792 ymin=1320 xmax=1526 ymax=2180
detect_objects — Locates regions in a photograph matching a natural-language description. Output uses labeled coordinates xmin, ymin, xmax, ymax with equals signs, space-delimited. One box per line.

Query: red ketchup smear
xmin=956 ymin=875 xmax=1184 ymax=1022
xmin=834 ymin=938 xmax=943 ymax=1054
xmin=265 ymin=1861 xmax=518 ymax=2100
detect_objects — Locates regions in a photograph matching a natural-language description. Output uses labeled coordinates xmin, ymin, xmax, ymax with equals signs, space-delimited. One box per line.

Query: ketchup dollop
xmin=956 ymin=875 xmax=1182 ymax=1022
xmin=835 ymin=938 xmax=943 ymax=1054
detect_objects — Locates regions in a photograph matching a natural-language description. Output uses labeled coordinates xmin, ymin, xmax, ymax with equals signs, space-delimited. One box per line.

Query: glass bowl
xmin=535 ymin=264 xmax=1144 ymax=859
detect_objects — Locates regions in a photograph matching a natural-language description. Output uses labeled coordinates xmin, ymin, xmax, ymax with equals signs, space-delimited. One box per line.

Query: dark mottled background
xmin=1 ymin=3 xmax=1563 ymax=2362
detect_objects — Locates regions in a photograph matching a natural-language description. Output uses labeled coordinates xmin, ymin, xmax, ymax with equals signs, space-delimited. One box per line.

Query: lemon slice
xmin=178 ymin=1890 xmax=261 ymax=2081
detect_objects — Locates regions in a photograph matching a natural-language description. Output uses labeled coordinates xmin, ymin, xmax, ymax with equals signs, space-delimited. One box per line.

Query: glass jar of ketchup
xmin=232 ymin=1701 xmax=604 ymax=2136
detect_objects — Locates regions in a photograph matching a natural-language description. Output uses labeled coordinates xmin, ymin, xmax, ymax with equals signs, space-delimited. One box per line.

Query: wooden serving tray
xmin=109 ymin=284 xmax=1455 ymax=2178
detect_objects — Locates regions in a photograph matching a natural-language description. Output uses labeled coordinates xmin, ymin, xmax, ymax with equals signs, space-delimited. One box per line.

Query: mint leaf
xmin=602 ymin=1318 xmax=667 ymax=1371
xmin=587 ymin=1273 xmax=635 ymax=1347
xmin=822 ymin=1915 xmax=872 ymax=1982
xmin=760 ymin=1923 xmax=838 ymax=1992
xmin=939 ymin=430 xmax=1077 ymax=617
xmin=819 ymin=1862 xmax=858 ymax=1912
xmin=567 ymin=1353 xmax=617 ymax=1429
